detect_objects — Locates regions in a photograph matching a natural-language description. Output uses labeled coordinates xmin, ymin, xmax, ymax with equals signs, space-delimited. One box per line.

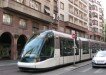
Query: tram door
xmin=59 ymin=38 xmax=75 ymax=64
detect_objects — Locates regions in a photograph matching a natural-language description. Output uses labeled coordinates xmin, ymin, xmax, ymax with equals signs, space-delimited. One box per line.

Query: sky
xmin=100 ymin=0 xmax=106 ymax=19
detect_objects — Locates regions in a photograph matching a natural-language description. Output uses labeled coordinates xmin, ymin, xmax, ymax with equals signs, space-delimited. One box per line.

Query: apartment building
xmin=56 ymin=0 xmax=89 ymax=38
xmin=104 ymin=19 xmax=106 ymax=42
xmin=89 ymin=0 xmax=104 ymax=41
xmin=0 ymin=0 xmax=55 ymax=60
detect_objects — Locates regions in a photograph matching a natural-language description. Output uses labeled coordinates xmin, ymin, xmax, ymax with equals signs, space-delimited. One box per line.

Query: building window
xmin=19 ymin=19 xmax=27 ymax=28
xmin=89 ymin=19 xmax=92 ymax=26
xmin=100 ymin=29 xmax=103 ymax=34
xmin=46 ymin=0 xmax=50 ymax=3
xmin=93 ymin=28 xmax=98 ymax=32
xmin=66 ymin=28 xmax=71 ymax=34
xmin=92 ymin=20 xmax=98 ymax=25
xmin=16 ymin=0 xmax=24 ymax=3
xmin=99 ymin=8 xmax=103 ymax=13
xmin=59 ymin=27 xmax=64 ymax=32
xmin=74 ymin=18 xmax=78 ymax=25
xmin=32 ymin=22 xmax=39 ymax=34
xmin=74 ymin=0 xmax=78 ymax=6
xmin=74 ymin=8 xmax=78 ymax=15
xmin=43 ymin=26 xmax=48 ymax=30
xmin=92 ymin=12 xmax=98 ymax=18
xmin=99 ymin=15 xmax=102 ymax=20
xmin=3 ymin=13 xmax=12 ymax=25
xmin=60 ymin=2 xmax=64 ymax=10
xmin=69 ymin=15 xmax=73 ymax=23
xmin=99 ymin=22 xmax=103 ymax=27
xmin=92 ymin=5 xmax=98 ymax=11
xmin=69 ymin=0 xmax=73 ymax=3
xmin=44 ymin=6 xmax=50 ymax=16
xmin=60 ymin=14 xmax=64 ymax=21
xmin=29 ymin=0 xmax=41 ymax=11
xmin=69 ymin=4 xmax=73 ymax=13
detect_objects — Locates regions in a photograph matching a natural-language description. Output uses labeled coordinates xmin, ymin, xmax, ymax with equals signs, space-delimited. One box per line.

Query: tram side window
xmin=101 ymin=44 xmax=105 ymax=50
xmin=82 ymin=41 xmax=89 ymax=54
xmin=60 ymin=38 xmax=74 ymax=56
xmin=40 ymin=33 xmax=54 ymax=58
xmin=96 ymin=43 xmax=100 ymax=51
xmin=75 ymin=40 xmax=79 ymax=55
xmin=92 ymin=43 xmax=96 ymax=53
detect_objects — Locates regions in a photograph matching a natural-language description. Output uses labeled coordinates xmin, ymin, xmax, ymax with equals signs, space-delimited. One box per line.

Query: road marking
xmin=94 ymin=69 xmax=103 ymax=74
xmin=81 ymin=67 xmax=92 ymax=72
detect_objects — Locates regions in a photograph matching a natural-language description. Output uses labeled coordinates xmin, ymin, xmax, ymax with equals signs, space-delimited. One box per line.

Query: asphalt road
xmin=0 ymin=61 xmax=106 ymax=75
xmin=60 ymin=64 xmax=106 ymax=75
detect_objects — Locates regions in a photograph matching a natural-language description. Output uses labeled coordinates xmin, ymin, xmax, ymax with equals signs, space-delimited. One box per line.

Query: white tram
xmin=17 ymin=30 xmax=106 ymax=70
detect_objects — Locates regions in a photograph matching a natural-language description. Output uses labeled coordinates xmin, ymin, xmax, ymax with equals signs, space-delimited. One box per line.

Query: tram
xmin=17 ymin=30 xmax=106 ymax=70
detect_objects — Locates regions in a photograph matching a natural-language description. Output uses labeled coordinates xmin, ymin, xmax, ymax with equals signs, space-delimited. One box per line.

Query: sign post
xmin=72 ymin=31 xmax=77 ymax=65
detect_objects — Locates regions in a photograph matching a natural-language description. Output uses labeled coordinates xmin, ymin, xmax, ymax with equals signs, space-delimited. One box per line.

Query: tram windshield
xmin=20 ymin=31 xmax=54 ymax=62
xmin=20 ymin=32 xmax=47 ymax=62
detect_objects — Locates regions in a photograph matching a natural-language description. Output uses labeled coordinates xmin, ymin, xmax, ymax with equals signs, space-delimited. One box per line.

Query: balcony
xmin=66 ymin=22 xmax=88 ymax=32
xmin=0 ymin=0 xmax=53 ymax=23
xmin=94 ymin=32 xmax=103 ymax=36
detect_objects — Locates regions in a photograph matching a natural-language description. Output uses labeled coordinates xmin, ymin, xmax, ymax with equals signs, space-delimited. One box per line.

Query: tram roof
xmin=40 ymin=30 xmax=106 ymax=44
xmin=41 ymin=30 xmax=73 ymax=39
xmin=77 ymin=37 xmax=88 ymax=41
xmin=52 ymin=30 xmax=73 ymax=39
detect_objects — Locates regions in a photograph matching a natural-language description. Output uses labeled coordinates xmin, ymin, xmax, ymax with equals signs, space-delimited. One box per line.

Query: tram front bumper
xmin=17 ymin=61 xmax=36 ymax=69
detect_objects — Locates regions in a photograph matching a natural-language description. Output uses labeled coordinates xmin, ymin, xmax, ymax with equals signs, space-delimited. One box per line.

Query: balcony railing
xmin=0 ymin=0 xmax=53 ymax=23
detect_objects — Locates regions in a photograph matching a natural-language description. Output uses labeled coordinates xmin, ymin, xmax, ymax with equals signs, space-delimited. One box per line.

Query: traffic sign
xmin=72 ymin=34 xmax=76 ymax=39
xmin=72 ymin=30 xmax=77 ymax=39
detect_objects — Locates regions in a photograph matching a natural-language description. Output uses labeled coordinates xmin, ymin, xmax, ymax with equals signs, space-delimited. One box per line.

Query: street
xmin=0 ymin=60 xmax=106 ymax=75
xmin=60 ymin=64 xmax=106 ymax=75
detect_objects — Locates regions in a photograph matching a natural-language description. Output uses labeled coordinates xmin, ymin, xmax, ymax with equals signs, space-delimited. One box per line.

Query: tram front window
xmin=40 ymin=33 xmax=54 ymax=61
xmin=20 ymin=34 xmax=45 ymax=62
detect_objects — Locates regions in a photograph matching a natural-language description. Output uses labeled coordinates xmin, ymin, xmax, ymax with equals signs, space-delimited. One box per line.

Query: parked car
xmin=92 ymin=50 xmax=106 ymax=68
